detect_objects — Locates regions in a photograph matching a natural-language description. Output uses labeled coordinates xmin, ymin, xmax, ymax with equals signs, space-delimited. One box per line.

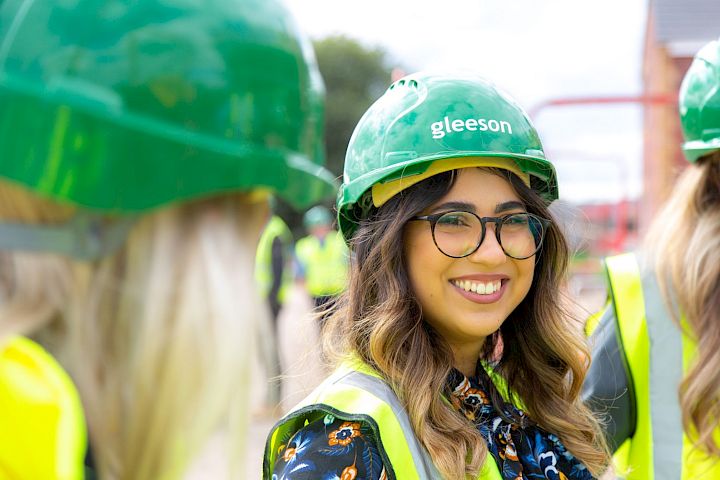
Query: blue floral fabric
xmin=271 ymin=413 xmax=387 ymax=480
xmin=271 ymin=368 xmax=595 ymax=480
xmin=448 ymin=368 xmax=595 ymax=480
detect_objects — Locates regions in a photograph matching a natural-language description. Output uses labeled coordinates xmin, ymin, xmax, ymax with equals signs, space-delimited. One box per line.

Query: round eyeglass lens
xmin=433 ymin=211 xmax=483 ymax=257
xmin=499 ymin=213 xmax=544 ymax=259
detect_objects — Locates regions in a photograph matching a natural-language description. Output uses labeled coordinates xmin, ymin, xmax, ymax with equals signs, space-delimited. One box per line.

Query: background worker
xmin=583 ymin=37 xmax=720 ymax=479
xmin=294 ymin=205 xmax=349 ymax=319
xmin=0 ymin=0 xmax=335 ymax=478
xmin=256 ymin=213 xmax=295 ymax=325
xmin=255 ymin=212 xmax=294 ymax=407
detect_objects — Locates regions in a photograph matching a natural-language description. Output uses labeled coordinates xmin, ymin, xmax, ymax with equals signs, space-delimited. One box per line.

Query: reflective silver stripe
xmin=337 ymin=371 xmax=443 ymax=479
xmin=640 ymin=264 xmax=684 ymax=480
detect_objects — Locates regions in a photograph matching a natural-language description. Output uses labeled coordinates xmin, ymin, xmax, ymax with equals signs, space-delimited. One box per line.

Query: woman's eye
xmin=505 ymin=214 xmax=529 ymax=225
xmin=437 ymin=212 xmax=473 ymax=227
xmin=440 ymin=216 xmax=464 ymax=225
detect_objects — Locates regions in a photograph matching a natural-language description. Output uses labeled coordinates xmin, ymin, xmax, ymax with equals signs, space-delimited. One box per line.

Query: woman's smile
xmin=449 ymin=274 xmax=509 ymax=304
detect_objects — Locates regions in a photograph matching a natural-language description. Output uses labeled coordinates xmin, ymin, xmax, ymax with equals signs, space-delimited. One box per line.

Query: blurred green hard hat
xmin=337 ymin=71 xmax=557 ymax=240
xmin=679 ymin=37 xmax=720 ymax=163
xmin=0 ymin=0 xmax=337 ymax=211
xmin=303 ymin=205 xmax=333 ymax=228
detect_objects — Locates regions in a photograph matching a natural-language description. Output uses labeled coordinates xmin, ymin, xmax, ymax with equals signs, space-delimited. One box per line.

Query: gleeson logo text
xmin=431 ymin=116 xmax=513 ymax=139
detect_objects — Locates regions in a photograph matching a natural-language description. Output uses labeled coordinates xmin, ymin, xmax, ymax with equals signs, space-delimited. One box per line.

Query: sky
xmin=285 ymin=0 xmax=649 ymax=204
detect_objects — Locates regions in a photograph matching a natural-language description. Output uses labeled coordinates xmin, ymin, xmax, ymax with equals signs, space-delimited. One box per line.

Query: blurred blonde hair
xmin=646 ymin=151 xmax=720 ymax=456
xmin=0 ymin=179 xmax=267 ymax=480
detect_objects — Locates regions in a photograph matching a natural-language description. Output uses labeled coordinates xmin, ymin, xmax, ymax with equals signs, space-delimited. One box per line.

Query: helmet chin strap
xmin=0 ymin=212 xmax=138 ymax=261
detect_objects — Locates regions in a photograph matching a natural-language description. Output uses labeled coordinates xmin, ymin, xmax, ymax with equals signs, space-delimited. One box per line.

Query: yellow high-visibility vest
xmin=255 ymin=215 xmax=293 ymax=304
xmin=0 ymin=336 xmax=86 ymax=480
xmin=294 ymin=231 xmax=348 ymax=297
xmin=604 ymin=253 xmax=720 ymax=479
xmin=264 ymin=358 xmax=502 ymax=480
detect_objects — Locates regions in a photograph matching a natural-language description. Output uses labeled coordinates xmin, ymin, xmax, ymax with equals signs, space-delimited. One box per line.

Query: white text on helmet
xmin=430 ymin=116 xmax=513 ymax=139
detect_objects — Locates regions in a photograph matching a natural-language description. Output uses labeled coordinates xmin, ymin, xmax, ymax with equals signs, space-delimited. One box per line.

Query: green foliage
xmin=314 ymin=35 xmax=394 ymax=178
xmin=277 ymin=35 xmax=395 ymax=237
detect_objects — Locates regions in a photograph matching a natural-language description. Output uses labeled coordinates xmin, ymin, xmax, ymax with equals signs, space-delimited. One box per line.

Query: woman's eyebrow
xmin=430 ymin=201 xmax=475 ymax=213
xmin=494 ymin=201 xmax=526 ymax=213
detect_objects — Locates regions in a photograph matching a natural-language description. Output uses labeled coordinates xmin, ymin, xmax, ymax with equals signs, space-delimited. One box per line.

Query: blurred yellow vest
xmin=605 ymin=253 xmax=720 ymax=480
xmin=295 ymin=231 xmax=349 ymax=297
xmin=255 ymin=215 xmax=294 ymax=303
xmin=0 ymin=336 xmax=86 ymax=480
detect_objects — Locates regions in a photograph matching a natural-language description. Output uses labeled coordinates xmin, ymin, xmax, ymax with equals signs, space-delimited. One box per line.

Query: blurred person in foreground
xmin=0 ymin=0 xmax=335 ymax=478
xmin=264 ymin=72 xmax=610 ymax=480
xmin=583 ymin=37 xmax=720 ymax=479
xmin=294 ymin=205 xmax=349 ymax=321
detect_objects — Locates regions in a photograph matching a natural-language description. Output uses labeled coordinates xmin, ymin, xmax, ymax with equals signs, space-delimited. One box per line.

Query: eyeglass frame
xmin=408 ymin=210 xmax=551 ymax=260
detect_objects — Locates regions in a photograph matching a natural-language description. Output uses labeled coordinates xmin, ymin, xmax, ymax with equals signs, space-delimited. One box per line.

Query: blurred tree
xmin=276 ymin=35 xmax=395 ymax=239
xmin=314 ymin=35 xmax=393 ymax=178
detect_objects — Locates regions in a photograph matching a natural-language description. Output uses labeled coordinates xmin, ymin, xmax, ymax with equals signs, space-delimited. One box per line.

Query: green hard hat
xmin=337 ymin=71 xmax=557 ymax=239
xmin=303 ymin=205 xmax=333 ymax=228
xmin=0 ymin=0 xmax=337 ymax=211
xmin=679 ymin=38 xmax=720 ymax=163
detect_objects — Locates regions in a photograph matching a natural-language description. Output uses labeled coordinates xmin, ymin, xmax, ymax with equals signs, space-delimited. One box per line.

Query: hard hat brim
xmin=0 ymin=78 xmax=338 ymax=211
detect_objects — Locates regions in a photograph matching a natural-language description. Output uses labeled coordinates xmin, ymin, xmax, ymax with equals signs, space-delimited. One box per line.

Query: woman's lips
xmin=449 ymin=278 xmax=508 ymax=304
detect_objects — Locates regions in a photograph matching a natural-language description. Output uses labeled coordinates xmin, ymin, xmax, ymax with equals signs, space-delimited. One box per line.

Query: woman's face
xmin=403 ymin=168 xmax=535 ymax=355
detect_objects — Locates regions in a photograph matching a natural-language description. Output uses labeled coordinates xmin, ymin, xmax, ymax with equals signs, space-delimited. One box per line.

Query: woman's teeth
xmin=451 ymin=279 xmax=502 ymax=295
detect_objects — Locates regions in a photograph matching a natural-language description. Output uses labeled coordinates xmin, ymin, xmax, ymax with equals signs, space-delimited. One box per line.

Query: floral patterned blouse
xmin=270 ymin=367 xmax=595 ymax=480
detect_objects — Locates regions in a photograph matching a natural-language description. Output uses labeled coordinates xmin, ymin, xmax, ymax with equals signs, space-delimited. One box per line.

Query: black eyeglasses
xmin=409 ymin=211 xmax=550 ymax=259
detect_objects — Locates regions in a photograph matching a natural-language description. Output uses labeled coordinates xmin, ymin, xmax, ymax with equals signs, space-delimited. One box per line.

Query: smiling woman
xmin=263 ymin=72 xmax=610 ymax=480
xmin=402 ymin=169 xmax=538 ymax=376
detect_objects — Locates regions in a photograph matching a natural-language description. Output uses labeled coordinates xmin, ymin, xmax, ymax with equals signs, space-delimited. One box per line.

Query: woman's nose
xmin=467 ymin=226 xmax=506 ymax=266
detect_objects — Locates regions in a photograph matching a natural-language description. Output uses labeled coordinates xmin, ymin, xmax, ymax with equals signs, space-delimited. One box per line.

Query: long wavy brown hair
xmin=646 ymin=151 xmax=720 ymax=455
xmin=323 ymin=167 xmax=609 ymax=478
